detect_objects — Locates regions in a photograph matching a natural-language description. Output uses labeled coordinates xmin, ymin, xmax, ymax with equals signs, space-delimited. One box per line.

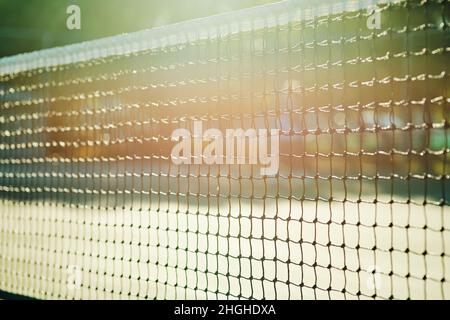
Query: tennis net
xmin=0 ymin=0 xmax=449 ymax=300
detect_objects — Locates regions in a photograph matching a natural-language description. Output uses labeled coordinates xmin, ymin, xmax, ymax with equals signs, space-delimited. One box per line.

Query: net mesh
xmin=0 ymin=0 xmax=449 ymax=300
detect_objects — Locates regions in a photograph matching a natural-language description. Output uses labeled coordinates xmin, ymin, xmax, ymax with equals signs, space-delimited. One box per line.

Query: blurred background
xmin=0 ymin=0 xmax=447 ymax=205
xmin=0 ymin=0 xmax=277 ymax=58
